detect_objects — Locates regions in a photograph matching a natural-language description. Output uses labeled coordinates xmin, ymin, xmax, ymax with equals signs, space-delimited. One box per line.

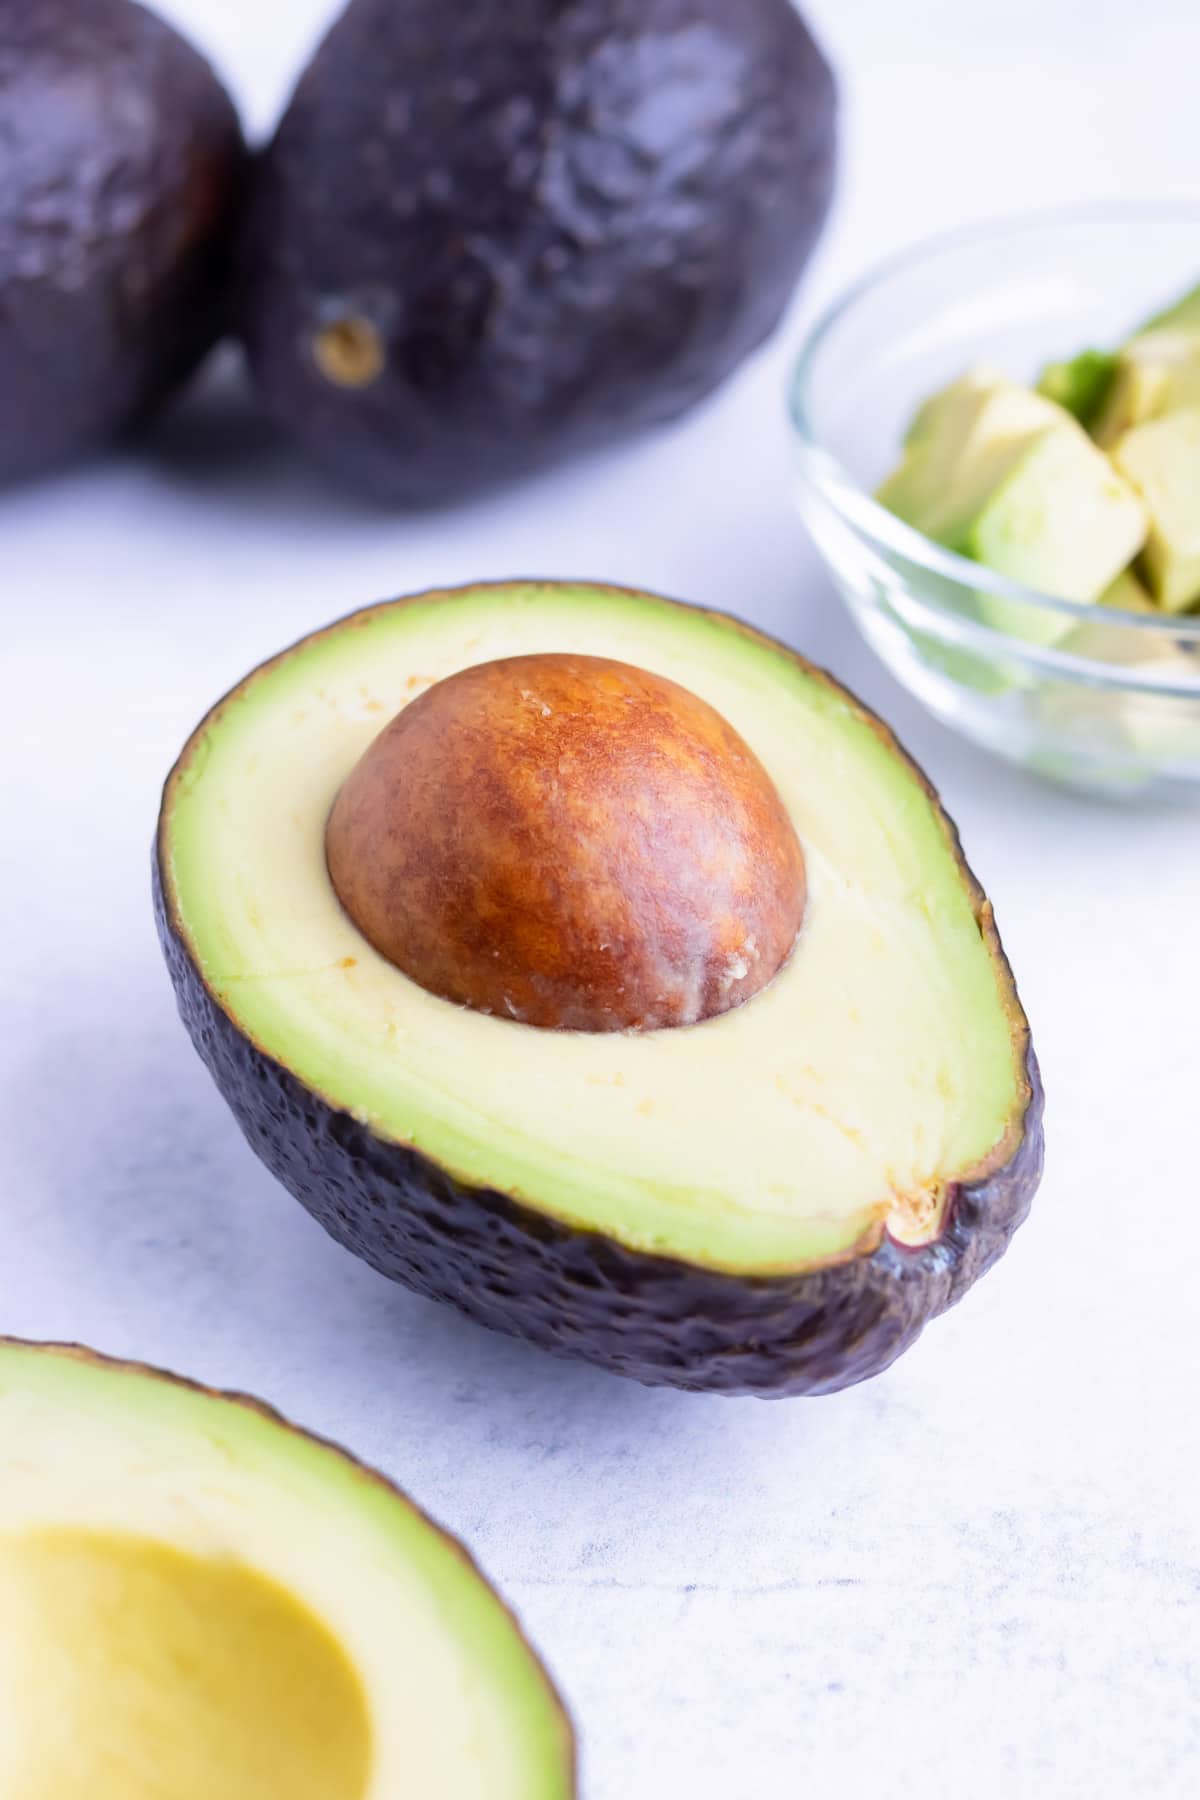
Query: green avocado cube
xmin=1060 ymin=570 xmax=1158 ymax=664
xmin=1092 ymin=330 xmax=1200 ymax=447
xmin=962 ymin=423 xmax=1148 ymax=641
xmin=877 ymin=372 xmax=1149 ymax=648
xmin=1111 ymin=408 xmax=1200 ymax=613
xmin=877 ymin=369 xmax=1056 ymax=544
xmin=1137 ymin=279 xmax=1200 ymax=338
xmin=1037 ymin=349 xmax=1118 ymax=429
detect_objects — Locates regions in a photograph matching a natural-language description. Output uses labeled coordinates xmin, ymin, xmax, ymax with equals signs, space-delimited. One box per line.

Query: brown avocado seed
xmin=326 ymin=653 xmax=807 ymax=1032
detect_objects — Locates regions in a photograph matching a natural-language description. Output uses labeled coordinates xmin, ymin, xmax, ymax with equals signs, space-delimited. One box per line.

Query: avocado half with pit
xmin=0 ymin=1338 xmax=574 ymax=1799
xmin=155 ymin=581 xmax=1043 ymax=1396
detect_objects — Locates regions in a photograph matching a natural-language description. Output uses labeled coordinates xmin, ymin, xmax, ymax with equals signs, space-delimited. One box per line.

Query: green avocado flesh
xmin=0 ymin=1341 xmax=571 ymax=1800
xmin=1093 ymin=331 xmax=1200 ymax=448
xmin=161 ymin=583 xmax=1026 ymax=1277
xmin=1113 ymin=408 xmax=1200 ymax=612
xmin=1036 ymin=349 xmax=1118 ymax=429
xmin=1137 ymin=278 xmax=1200 ymax=338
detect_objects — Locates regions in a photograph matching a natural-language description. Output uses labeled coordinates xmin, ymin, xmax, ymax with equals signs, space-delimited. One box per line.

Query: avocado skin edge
xmin=238 ymin=0 xmax=837 ymax=504
xmin=0 ymin=0 xmax=246 ymax=485
xmin=0 ymin=1337 xmax=577 ymax=1788
xmin=152 ymin=586 xmax=1043 ymax=1399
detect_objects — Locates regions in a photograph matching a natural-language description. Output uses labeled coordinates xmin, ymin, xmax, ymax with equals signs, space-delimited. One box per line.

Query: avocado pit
xmin=325 ymin=653 xmax=806 ymax=1031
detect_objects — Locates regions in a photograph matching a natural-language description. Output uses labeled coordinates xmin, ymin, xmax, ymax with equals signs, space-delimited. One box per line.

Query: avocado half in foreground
xmin=0 ymin=1339 xmax=574 ymax=1800
xmin=155 ymin=581 xmax=1043 ymax=1397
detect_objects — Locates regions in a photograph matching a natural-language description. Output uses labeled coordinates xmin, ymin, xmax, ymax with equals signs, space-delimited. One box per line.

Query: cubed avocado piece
xmin=1120 ymin=658 xmax=1200 ymax=765
xmin=901 ymin=367 xmax=1002 ymax=452
xmin=878 ymin=372 xmax=1148 ymax=647
xmin=1060 ymin=569 xmax=1158 ymax=664
xmin=1092 ymin=331 xmax=1200 ymax=447
xmin=1037 ymin=349 xmax=1118 ymax=429
xmin=963 ymin=422 xmax=1147 ymax=641
xmin=1041 ymin=568 xmax=1199 ymax=776
xmin=877 ymin=373 xmax=1064 ymax=546
xmin=1097 ymin=568 xmax=1156 ymax=612
xmin=880 ymin=368 xmax=1005 ymax=539
xmin=1034 ymin=641 xmax=1200 ymax=786
xmin=1040 ymin=278 xmax=1200 ymax=448
xmin=1137 ymin=279 xmax=1200 ymax=338
xmin=1111 ymin=408 xmax=1200 ymax=612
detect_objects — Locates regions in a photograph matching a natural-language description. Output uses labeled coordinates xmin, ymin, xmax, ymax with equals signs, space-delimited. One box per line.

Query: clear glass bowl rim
xmin=788 ymin=201 xmax=1200 ymax=655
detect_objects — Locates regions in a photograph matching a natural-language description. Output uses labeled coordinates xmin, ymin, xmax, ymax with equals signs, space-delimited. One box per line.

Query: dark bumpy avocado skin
xmin=154 ymin=896 xmax=1043 ymax=1397
xmin=0 ymin=0 xmax=245 ymax=484
xmin=153 ymin=594 xmax=1043 ymax=1398
xmin=240 ymin=0 xmax=837 ymax=503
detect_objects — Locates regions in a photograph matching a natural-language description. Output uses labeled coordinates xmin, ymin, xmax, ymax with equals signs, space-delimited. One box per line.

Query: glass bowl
xmin=789 ymin=206 xmax=1200 ymax=799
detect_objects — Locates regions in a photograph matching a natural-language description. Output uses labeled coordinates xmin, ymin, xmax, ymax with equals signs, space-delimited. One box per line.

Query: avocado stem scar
xmin=312 ymin=316 xmax=386 ymax=388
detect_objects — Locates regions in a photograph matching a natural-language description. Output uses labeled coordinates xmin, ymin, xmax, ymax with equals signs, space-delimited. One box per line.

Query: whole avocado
xmin=0 ymin=0 xmax=245 ymax=485
xmin=240 ymin=0 xmax=837 ymax=503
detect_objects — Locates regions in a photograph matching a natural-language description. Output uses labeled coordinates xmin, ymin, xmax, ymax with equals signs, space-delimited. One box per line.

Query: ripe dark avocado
xmin=0 ymin=0 xmax=245 ymax=485
xmin=154 ymin=581 xmax=1043 ymax=1398
xmin=239 ymin=0 xmax=837 ymax=503
xmin=0 ymin=1338 xmax=576 ymax=1799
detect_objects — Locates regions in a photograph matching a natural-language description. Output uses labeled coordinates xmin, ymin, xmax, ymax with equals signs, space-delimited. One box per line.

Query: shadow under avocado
xmin=0 ymin=995 xmax=680 ymax=1428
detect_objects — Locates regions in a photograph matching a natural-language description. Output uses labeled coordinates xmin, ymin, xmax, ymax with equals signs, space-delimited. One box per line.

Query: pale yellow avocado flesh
xmin=1060 ymin=569 xmax=1158 ymax=663
xmin=162 ymin=584 xmax=1029 ymax=1275
xmin=877 ymin=368 xmax=1063 ymax=546
xmin=964 ymin=423 xmax=1146 ymax=607
xmin=1093 ymin=330 xmax=1200 ymax=448
xmin=1112 ymin=408 xmax=1200 ymax=613
xmin=0 ymin=1343 xmax=571 ymax=1800
xmin=2 ymin=1534 xmax=370 ymax=1800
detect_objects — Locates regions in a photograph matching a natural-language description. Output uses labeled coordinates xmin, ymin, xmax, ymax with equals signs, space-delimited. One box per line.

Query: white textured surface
xmin=2 ymin=2 xmax=1199 ymax=1794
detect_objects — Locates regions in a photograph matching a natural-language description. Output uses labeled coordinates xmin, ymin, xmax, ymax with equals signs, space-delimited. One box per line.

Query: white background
xmin=3 ymin=2 xmax=1199 ymax=1794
